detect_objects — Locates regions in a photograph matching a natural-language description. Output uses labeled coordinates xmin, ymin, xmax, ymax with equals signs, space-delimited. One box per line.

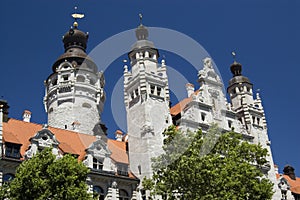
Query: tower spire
xmin=139 ymin=13 xmax=143 ymax=25
xmin=232 ymin=51 xmax=236 ymax=63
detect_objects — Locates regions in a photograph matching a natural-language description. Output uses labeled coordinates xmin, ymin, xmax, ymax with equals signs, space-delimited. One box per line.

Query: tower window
xmin=135 ymin=88 xmax=139 ymax=96
xmin=53 ymin=79 xmax=58 ymax=86
xmin=257 ymin=118 xmax=260 ymax=125
xmin=130 ymin=92 xmax=134 ymax=100
xmin=90 ymin=79 xmax=96 ymax=85
xmin=62 ymin=75 xmax=69 ymax=81
xmin=150 ymin=85 xmax=155 ymax=94
xmin=157 ymin=87 xmax=162 ymax=96
xmin=252 ymin=116 xmax=255 ymax=124
xmin=82 ymin=103 xmax=92 ymax=108
xmin=238 ymin=118 xmax=243 ymax=124
xmin=201 ymin=113 xmax=206 ymax=122
xmin=93 ymin=158 xmax=103 ymax=170
xmin=76 ymin=75 xmax=85 ymax=82
xmin=228 ymin=120 xmax=232 ymax=128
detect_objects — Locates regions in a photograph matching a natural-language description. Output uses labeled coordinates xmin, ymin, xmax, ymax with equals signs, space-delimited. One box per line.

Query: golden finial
xmin=139 ymin=13 xmax=143 ymax=25
xmin=71 ymin=6 xmax=84 ymax=28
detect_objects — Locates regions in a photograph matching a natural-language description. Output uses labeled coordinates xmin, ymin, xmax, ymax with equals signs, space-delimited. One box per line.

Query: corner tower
xmin=124 ymin=19 xmax=171 ymax=179
xmin=227 ymin=56 xmax=279 ymax=194
xmin=43 ymin=14 xmax=105 ymax=135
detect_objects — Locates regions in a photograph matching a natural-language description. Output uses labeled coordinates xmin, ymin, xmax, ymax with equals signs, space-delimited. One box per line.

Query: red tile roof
xmin=170 ymin=90 xmax=199 ymax=116
xmin=277 ymin=174 xmax=300 ymax=195
xmin=2 ymin=118 xmax=129 ymax=165
xmin=108 ymin=140 xmax=128 ymax=164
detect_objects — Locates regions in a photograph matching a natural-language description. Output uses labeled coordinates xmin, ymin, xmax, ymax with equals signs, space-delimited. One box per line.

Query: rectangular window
xmin=5 ymin=143 xmax=21 ymax=159
xmin=157 ymin=87 xmax=162 ymax=96
xmin=117 ymin=164 xmax=129 ymax=176
xmin=150 ymin=85 xmax=155 ymax=94
xmin=62 ymin=75 xmax=69 ymax=81
xmin=93 ymin=158 xmax=103 ymax=170
xmin=228 ymin=120 xmax=232 ymax=128
xmin=201 ymin=113 xmax=206 ymax=122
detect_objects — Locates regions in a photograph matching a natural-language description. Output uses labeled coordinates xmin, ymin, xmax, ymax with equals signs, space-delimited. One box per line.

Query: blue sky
xmin=1 ymin=1 xmax=299 ymax=175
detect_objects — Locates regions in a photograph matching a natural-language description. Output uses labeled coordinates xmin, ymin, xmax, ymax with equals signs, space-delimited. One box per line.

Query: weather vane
xmin=139 ymin=13 xmax=143 ymax=25
xmin=231 ymin=51 xmax=236 ymax=62
xmin=71 ymin=6 xmax=85 ymax=28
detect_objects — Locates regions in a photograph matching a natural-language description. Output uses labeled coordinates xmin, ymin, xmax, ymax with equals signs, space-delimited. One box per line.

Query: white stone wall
xmin=44 ymin=61 xmax=105 ymax=135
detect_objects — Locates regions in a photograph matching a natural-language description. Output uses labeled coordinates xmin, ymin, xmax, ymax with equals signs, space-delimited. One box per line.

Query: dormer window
xmin=93 ymin=158 xmax=103 ymax=170
xmin=5 ymin=143 xmax=21 ymax=159
xmin=117 ymin=164 xmax=129 ymax=176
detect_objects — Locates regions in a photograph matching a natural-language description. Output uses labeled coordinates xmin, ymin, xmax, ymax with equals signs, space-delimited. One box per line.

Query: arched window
xmin=119 ymin=189 xmax=129 ymax=200
xmin=76 ymin=75 xmax=85 ymax=82
xmin=3 ymin=173 xmax=15 ymax=183
xmin=93 ymin=186 xmax=105 ymax=200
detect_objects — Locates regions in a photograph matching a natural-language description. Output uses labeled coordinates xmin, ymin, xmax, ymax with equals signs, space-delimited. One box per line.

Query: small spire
xmin=231 ymin=51 xmax=236 ymax=63
xmin=71 ymin=6 xmax=85 ymax=29
xmin=139 ymin=13 xmax=143 ymax=25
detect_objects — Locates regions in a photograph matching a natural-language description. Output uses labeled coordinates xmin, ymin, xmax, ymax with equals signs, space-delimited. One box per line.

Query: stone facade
xmin=124 ymin=24 xmax=172 ymax=182
xmin=44 ymin=26 xmax=105 ymax=135
xmin=0 ymin=17 xmax=296 ymax=200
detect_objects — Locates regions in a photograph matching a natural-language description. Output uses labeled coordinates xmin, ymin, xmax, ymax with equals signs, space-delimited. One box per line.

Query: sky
xmin=0 ymin=0 xmax=299 ymax=175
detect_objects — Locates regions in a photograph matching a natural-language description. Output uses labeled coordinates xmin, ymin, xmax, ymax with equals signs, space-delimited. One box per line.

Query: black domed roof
xmin=62 ymin=27 xmax=88 ymax=51
xmin=135 ymin=24 xmax=149 ymax=40
xmin=230 ymin=61 xmax=242 ymax=77
xmin=228 ymin=60 xmax=252 ymax=87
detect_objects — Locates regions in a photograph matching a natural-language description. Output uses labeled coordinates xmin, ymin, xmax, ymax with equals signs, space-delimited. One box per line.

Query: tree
xmin=143 ymin=124 xmax=274 ymax=200
xmin=1 ymin=148 xmax=92 ymax=200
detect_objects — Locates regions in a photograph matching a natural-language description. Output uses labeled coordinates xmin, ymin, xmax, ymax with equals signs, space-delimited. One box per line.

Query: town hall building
xmin=0 ymin=13 xmax=299 ymax=200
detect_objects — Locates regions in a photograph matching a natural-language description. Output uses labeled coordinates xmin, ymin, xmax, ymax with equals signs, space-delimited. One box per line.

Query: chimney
xmin=185 ymin=83 xmax=194 ymax=97
xmin=115 ymin=130 xmax=123 ymax=141
xmin=23 ymin=110 xmax=32 ymax=122
xmin=283 ymin=165 xmax=296 ymax=180
xmin=274 ymin=164 xmax=279 ymax=174
xmin=0 ymin=100 xmax=9 ymax=122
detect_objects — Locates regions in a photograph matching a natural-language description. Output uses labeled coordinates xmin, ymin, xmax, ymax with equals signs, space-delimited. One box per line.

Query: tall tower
xmin=124 ymin=19 xmax=171 ymax=180
xmin=43 ymin=14 xmax=105 ymax=135
xmin=227 ymin=57 xmax=279 ymax=195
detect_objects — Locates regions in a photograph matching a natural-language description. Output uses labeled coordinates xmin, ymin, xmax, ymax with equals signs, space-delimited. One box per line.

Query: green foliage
xmin=1 ymin=148 xmax=92 ymax=200
xmin=144 ymin=124 xmax=274 ymax=200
